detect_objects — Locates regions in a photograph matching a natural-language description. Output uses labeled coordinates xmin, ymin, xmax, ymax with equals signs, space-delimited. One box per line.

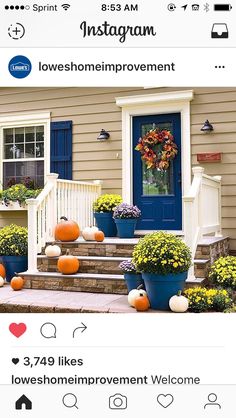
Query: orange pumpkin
xmin=11 ymin=276 xmax=24 ymax=291
xmin=0 ymin=264 xmax=6 ymax=279
xmin=55 ymin=216 xmax=80 ymax=242
xmin=95 ymin=231 xmax=105 ymax=242
xmin=57 ymin=250 xmax=79 ymax=275
xmin=134 ymin=294 xmax=150 ymax=312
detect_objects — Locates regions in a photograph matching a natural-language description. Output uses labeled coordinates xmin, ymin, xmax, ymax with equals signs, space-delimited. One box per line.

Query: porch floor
xmin=0 ymin=284 xmax=160 ymax=313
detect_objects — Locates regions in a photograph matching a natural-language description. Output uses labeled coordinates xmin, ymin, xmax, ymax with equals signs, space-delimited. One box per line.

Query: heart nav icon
xmin=157 ymin=394 xmax=174 ymax=408
xmin=9 ymin=323 xmax=27 ymax=338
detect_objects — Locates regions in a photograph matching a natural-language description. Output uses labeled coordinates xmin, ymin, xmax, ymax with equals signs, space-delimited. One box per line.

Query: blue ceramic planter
xmin=124 ymin=273 xmax=145 ymax=293
xmin=142 ymin=271 xmax=188 ymax=311
xmin=0 ymin=255 xmax=28 ymax=282
xmin=114 ymin=219 xmax=137 ymax=238
xmin=94 ymin=212 xmax=117 ymax=237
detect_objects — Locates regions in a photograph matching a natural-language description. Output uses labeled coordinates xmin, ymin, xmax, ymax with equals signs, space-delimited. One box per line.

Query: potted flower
xmin=119 ymin=260 xmax=144 ymax=292
xmin=132 ymin=232 xmax=192 ymax=310
xmin=1 ymin=184 xmax=41 ymax=208
xmin=0 ymin=224 xmax=28 ymax=282
xmin=93 ymin=194 xmax=122 ymax=237
xmin=113 ymin=203 xmax=141 ymax=238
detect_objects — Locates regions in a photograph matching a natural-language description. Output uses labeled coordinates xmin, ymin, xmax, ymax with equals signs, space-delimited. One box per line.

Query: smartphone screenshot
xmin=0 ymin=0 xmax=235 ymax=416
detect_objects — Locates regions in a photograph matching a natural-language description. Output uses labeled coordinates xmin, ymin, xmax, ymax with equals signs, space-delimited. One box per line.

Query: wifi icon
xmin=61 ymin=3 xmax=71 ymax=11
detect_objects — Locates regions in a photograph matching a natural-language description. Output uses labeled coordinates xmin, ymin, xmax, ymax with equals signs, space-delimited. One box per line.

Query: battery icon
xmin=214 ymin=4 xmax=232 ymax=11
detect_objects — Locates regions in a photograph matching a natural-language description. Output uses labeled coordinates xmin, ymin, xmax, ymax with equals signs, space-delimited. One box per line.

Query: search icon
xmin=62 ymin=393 xmax=78 ymax=409
xmin=40 ymin=322 xmax=57 ymax=339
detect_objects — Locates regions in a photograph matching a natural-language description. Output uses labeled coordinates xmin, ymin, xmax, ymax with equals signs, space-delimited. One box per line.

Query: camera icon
xmin=109 ymin=394 xmax=127 ymax=410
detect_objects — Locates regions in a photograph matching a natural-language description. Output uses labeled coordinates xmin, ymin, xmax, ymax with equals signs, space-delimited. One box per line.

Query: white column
xmin=46 ymin=173 xmax=58 ymax=241
xmin=26 ymin=198 xmax=39 ymax=273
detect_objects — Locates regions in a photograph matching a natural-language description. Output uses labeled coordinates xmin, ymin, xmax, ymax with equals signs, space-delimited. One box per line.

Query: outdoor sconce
xmin=97 ymin=129 xmax=110 ymax=141
xmin=201 ymin=120 xmax=214 ymax=133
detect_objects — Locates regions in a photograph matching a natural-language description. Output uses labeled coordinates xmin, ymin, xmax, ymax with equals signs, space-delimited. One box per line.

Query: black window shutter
xmin=50 ymin=121 xmax=72 ymax=180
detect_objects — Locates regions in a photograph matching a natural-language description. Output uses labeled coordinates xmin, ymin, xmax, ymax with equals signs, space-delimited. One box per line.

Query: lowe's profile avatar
xmin=8 ymin=55 xmax=32 ymax=78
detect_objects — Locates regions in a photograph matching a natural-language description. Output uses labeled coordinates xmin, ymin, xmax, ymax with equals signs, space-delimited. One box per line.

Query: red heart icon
xmin=9 ymin=323 xmax=27 ymax=338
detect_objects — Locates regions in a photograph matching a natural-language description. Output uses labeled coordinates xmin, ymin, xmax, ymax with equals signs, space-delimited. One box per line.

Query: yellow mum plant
xmin=209 ymin=256 xmax=236 ymax=290
xmin=0 ymin=224 xmax=28 ymax=256
xmin=184 ymin=287 xmax=232 ymax=313
xmin=93 ymin=194 xmax=122 ymax=213
xmin=132 ymin=232 xmax=192 ymax=274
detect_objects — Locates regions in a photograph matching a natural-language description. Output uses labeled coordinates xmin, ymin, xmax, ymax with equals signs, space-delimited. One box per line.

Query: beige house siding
xmin=0 ymin=87 xmax=235 ymax=249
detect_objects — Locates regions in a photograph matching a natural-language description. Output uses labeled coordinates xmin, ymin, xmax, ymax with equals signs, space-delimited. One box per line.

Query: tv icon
xmin=15 ymin=395 xmax=32 ymax=410
xmin=211 ymin=23 xmax=229 ymax=38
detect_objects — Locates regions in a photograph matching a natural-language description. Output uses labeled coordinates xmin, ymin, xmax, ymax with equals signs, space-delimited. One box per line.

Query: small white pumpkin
xmin=169 ymin=291 xmax=189 ymax=313
xmin=128 ymin=286 xmax=147 ymax=307
xmin=45 ymin=243 xmax=61 ymax=258
xmin=82 ymin=226 xmax=99 ymax=241
xmin=0 ymin=276 xmax=5 ymax=287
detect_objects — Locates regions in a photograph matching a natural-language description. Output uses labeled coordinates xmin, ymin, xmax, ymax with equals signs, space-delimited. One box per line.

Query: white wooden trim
xmin=116 ymin=90 xmax=194 ymax=107
xmin=0 ymin=112 xmax=51 ymax=125
xmin=0 ymin=113 xmax=51 ymax=188
xmin=116 ymin=91 xmax=194 ymax=222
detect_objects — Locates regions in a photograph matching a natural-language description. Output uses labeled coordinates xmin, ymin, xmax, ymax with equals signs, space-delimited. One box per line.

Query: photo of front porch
xmin=0 ymin=87 xmax=235 ymax=313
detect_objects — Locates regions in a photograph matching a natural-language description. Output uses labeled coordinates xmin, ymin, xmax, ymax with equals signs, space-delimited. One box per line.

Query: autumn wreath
xmin=135 ymin=128 xmax=178 ymax=171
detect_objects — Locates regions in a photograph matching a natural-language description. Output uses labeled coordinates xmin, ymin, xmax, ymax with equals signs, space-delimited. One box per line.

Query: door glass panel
xmin=141 ymin=121 xmax=174 ymax=196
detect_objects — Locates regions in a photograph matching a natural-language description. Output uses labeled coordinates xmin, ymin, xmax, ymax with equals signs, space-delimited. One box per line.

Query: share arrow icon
xmin=182 ymin=4 xmax=188 ymax=10
xmin=73 ymin=323 xmax=88 ymax=338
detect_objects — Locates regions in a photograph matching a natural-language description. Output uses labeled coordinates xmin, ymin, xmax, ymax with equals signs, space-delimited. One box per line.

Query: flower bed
xmin=184 ymin=287 xmax=232 ymax=313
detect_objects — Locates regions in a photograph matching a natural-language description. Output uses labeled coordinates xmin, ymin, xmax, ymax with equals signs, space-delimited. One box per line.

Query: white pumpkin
xmin=45 ymin=244 xmax=61 ymax=257
xmin=0 ymin=276 xmax=5 ymax=287
xmin=128 ymin=287 xmax=147 ymax=307
xmin=82 ymin=226 xmax=99 ymax=241
xmin=169 ymin=291 xmax=189 ymax=313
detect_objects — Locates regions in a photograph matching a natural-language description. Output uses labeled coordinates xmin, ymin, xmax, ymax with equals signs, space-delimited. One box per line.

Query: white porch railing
xmin=26 ymin=173 xmax=102 ymax=273
xmin=183 ymin=166 xmax=222 ymax=279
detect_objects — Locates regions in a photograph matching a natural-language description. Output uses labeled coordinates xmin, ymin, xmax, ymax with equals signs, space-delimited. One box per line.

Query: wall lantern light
xmin=97 ymin=129 xmax=110 ymax=141
xmin=201 ymin=120 xmax=214 ymax=133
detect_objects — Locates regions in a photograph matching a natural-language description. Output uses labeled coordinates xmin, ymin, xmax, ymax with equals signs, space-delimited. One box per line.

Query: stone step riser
xmin=45 ymin=243 xmax=135 ymax=258
xmin=38 ymin=258 xmax=123 ymax=275
xmin=39 ymin=258 xmax=210 ymax=277
xmin=23 ymin=273 xmax=205 ymax=295
xmin=23 ymin=275 xmax=127 ymax=295
xmin=195 ymin=239 xmax=229 ymax=262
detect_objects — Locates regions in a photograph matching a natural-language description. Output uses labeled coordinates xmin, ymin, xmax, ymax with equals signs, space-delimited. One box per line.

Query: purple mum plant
xmin=113 ymin=203 xmax=141 ymax=219
xmin=119 ymin=260 xmax=137 ymax=273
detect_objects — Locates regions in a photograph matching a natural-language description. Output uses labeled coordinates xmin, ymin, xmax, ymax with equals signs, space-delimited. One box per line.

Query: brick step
xmin=38 ymin=255 xmax=130 ymax=275
xmin=22 ymin=271 xmax=127 ymax=295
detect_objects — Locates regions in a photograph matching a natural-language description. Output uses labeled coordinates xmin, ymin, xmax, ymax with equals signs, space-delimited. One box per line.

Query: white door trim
xmin=116 ymin=91 xmax=194 ymax=212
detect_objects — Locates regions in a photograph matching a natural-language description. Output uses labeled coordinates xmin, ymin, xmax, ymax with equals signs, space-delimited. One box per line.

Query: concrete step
xmin=185 ymin=277 xmax=208 ymax=289
xmin=21 ymin=271 xmax=127 ymax=295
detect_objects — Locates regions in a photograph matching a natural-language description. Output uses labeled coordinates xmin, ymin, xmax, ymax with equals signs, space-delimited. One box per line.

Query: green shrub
xmin=209 ymin=256 xmax=236 ymax=290
xmin=0 ymin=224 xmax=28 ymax=256
xmin=93 ymin=194 xmax=122 ymax=213
xmin=132 ymin=232 xmax=192 ymax=274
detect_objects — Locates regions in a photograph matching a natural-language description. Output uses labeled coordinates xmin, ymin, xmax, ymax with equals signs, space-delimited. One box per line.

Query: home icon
xmin=15 ymin=394 xmax=32 ymax=410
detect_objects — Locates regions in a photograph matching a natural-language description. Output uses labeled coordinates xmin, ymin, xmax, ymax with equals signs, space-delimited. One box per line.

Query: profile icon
xmin=204 ymin=393 xmax=221 ymax=409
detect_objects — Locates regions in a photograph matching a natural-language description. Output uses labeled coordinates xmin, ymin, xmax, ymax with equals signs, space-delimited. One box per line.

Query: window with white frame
xmin=2 ymin=125 xmax=45 ymax=188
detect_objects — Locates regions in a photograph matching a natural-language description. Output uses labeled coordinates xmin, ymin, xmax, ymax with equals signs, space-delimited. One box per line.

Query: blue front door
xmin=133 ymin=113 xmax=182 ymax=230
